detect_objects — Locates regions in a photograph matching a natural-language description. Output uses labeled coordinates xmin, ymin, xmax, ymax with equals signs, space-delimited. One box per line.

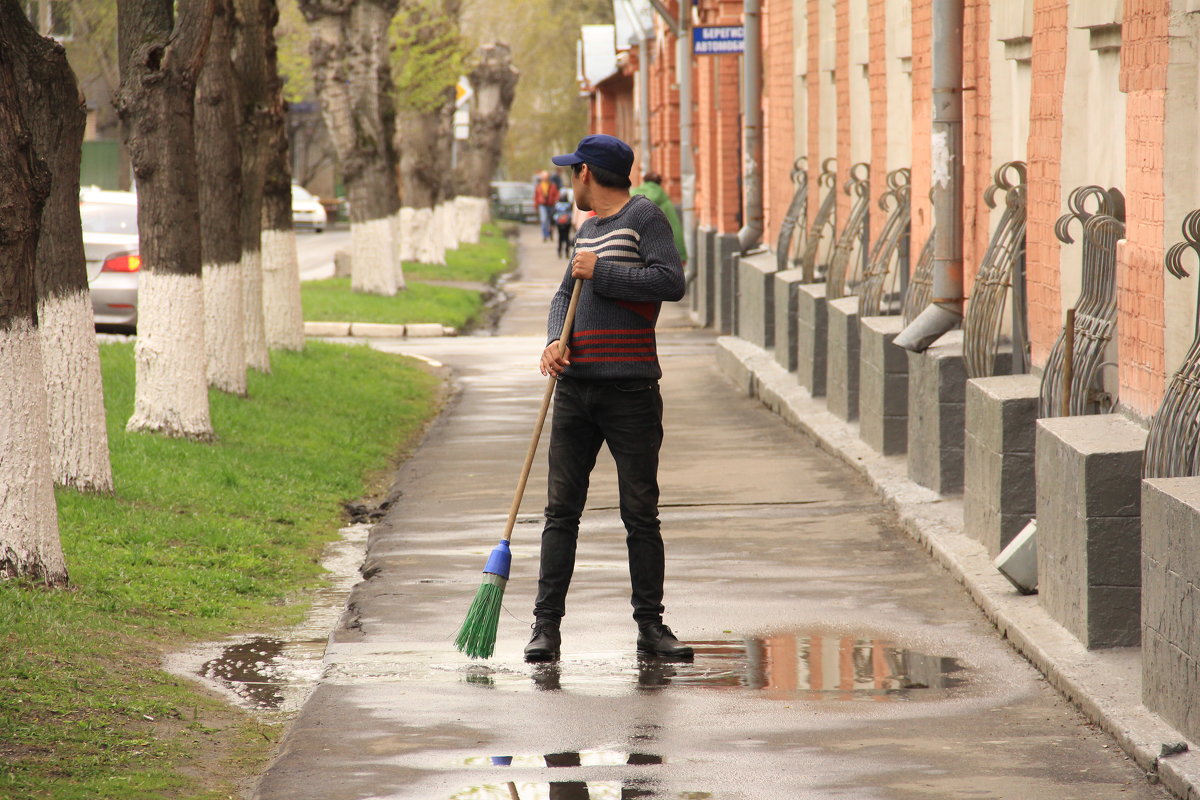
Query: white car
xmin=292 ymin=184 xmax=328 ymax=232
xmin=80 ymin=188 xmax=140 ymax=330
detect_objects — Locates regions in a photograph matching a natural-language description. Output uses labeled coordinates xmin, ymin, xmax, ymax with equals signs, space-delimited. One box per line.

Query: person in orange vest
xmin=534 ymin=170 xmax=560 ymax=242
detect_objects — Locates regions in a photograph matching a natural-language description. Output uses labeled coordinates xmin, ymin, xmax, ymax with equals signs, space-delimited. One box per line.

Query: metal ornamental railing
xmin=796 ymin=158 xmax=839 ymax=283
xmin=825 ymin=162 xmax=871 ymax=300
xmin=775 ymin=158 xmax=808 ymax=273
xmin=858 ymin=167 xmax=912 ymax=317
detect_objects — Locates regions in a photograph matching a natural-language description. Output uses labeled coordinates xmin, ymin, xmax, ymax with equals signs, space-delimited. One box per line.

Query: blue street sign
xmin=693 ymin=25 xmax=745 ymax=55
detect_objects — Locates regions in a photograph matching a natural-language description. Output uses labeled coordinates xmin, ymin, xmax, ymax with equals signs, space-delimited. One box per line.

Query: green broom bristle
xmin=455 ymin=573 xmax=506 ymax=659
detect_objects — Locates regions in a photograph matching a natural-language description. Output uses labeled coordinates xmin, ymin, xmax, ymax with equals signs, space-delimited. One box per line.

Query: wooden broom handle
xmin=500 ymin=278 xmax=583 ymax=542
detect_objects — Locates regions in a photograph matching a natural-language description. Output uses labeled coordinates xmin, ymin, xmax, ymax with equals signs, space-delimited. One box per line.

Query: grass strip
xmin=301 ymin=223 xmax=514 ymax=327
xmin=0 ymin=341 xmax=442 ymax=800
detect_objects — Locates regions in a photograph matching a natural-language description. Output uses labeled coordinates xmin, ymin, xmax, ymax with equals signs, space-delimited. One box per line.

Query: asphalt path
xmin=254 ymin=225 xmax=1169 ymax=800
xmin=296 ymin=226 xmax=349 ymax=281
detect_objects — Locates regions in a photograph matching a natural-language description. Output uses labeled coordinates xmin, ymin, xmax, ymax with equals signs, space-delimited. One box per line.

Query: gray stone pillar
xmin=713 ymin=233 xmax=740 ymax=336
xmin=773 ymin=269 xmax=806 ymax=372
xmin=826 ymin=297 xmax=861 ymax=422
xmin=735 ymin=251 xmax=775 ymax=349
xmin=1036 ymin=414 xmax=1146 ymax=649
xmin=859 ymin=316 xmax=908 ymax=455
xmin=1142 ymin=477 xmax=1200 ymax=742
xmin=693 ymin=226 xmax=716 ymax=327
xmin=964 ymin=375 xmax=1040 ymax=557
xmin=906 ymin=331 xmax=968 ymax=494
xmin=796 ymin=284 xmax=828 ymax=398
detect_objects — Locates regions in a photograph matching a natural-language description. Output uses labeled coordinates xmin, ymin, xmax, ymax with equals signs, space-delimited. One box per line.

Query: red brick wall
xmin=648 ymin=28 xmax=682 ymax=200
xmin=763 ymin=0 xmax=795 ymax=248
xmin=806 ymin=0 xmax=821 ymax=229
xmin=835 ymin=0 xmax=851 ymax=232
xmin=911 ymin=0 xmax=933 ymax=265
xmin=962 ymin=0 xmax=992 ymax=303
xmin=1025 ymin=0 xmax=1068 ymax=365
xmin=692 ymin=0 xmax=743 ymax=233
xmin=868 ymin=0 xmax=888 ymax=217
xmin=1118 ymin=0 xmax=1169 ymax=415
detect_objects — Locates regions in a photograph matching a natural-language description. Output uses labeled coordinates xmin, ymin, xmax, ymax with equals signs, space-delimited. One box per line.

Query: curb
xmin=715 ymin=335 xmax=1200 ymax=799
xmin=303 ymin=321 xmax=456 ymax=339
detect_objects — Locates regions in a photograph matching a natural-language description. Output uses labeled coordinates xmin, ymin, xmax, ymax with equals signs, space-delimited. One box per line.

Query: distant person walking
xmin=631 ymin=172 xmax=687 ymax=267
xmin=534 ymin=171 xmax=560 ymax=242
xmin=552 ymin=196 xmax=573 ymax=258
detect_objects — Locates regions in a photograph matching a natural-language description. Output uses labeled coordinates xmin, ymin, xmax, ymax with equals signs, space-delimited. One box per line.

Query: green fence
xmin=81 ymin=140 xmax=121 ymax=190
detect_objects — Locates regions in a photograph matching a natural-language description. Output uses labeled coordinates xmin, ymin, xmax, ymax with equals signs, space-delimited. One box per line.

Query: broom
xmin=455 ymin=277 xmax=583 ymax=659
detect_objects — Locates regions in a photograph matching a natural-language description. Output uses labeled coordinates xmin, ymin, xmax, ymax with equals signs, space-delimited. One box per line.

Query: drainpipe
xmin=894 ymin=0 xmax=965 ymax=352
xmin=737 ymin=0 xmax=764 ymax=253
xmin=619 ymin=0 xmax=653 ymax=174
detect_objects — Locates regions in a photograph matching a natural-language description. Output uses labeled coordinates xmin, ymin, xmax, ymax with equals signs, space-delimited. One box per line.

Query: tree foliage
xmin=389 ymin=0 xmax=470 ymax=115
xmin=274 ymin=0 xmax=311 ymax=103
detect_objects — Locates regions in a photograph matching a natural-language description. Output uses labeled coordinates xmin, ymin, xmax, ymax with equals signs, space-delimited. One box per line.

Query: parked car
xmin=489 ymin=180 xmax=537 ymax=223
xmin=80 ymin=188 xmax=139 ymax=330
xmin=292 ymin=183 xmax=327 ymax=232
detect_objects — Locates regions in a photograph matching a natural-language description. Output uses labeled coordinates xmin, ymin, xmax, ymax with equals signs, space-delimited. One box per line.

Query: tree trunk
xmin=300 ymin=0 xmax=401 ymax=295
xmin=454 ymin=41 xmax=518 ymax=198
xmin=2 ymin=0 xmax=114 ymax=493
xmin=261 ymin=0 xmax=307 ymax=350
xmin=0 ymin=29 xmax=68 ymax=587
xmin=196 ymin=0 xmax=248 ymax=395
xmin=234 ymin=0 xmax=273 ymax=372
xmin=115 ymin=0 xmax=215 ymax=439
xmin=397 ymin=97 xmax=453 ymax=265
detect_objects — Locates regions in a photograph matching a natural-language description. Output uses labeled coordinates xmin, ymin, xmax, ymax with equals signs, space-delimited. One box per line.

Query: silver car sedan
xmin=80 ymin=189 xmax=139 ymax=330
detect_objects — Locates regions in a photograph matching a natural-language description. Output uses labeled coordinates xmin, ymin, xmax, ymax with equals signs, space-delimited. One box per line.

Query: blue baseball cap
xmin=551 ymin=134 xmax=635 ymax=177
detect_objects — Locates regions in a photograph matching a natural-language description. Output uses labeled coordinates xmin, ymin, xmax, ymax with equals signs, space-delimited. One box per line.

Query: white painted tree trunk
xmin=261 ymin=227 xmax=306 ymax=350
xmin=388 ymin=210 xmax=407 ymax=290
xmin=413 ymin=207 xmax=444 ymax=265
xmin=350 ymin=216 xmax=399 ymax=295
xmin=242 ymin=247 xmax=271 ymax=372
xmin=0 ymin=319 xmax=67 ymax=585
xmin=455 ymin=195 xmax=481 ymax=245
xmin=398 ymin=207 xmax=417 ymax=262
xmin=202 ymin=260 xmax=247 ymax=395
xmin=127 ymin=271 xmax=213 ymax=439
xmin=438 ymin=200 xmax=459 ymax=252
xmin=37 ymin=290 xmax=113 ymax=492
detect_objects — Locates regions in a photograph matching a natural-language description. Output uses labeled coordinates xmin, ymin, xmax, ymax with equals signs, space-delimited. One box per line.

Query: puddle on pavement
xmin=169 ymin=523 xmax=371 ymax=714
xmin=447 ymin=781 xmax=694 ymax=800
xmin=464 ymin=750 xmax=664 ymax=768
xmin=453 ymin=631 xmax=966 ymax=702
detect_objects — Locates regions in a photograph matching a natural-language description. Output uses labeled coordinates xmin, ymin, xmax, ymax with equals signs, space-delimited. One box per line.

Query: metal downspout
xmin=737 ymin=0 xmax=764 ymax=252
xmin=894 ymin=0 xmax=965 ymax=352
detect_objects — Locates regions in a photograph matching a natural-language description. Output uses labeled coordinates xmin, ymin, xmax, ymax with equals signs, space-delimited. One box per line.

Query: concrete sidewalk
xmin=252 ymin=227 xmax=1172 ymax=800
xmin=717 ymin=336 xmax=1200 ymax=800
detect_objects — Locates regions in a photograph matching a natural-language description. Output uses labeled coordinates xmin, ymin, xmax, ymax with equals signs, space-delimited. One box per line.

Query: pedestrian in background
xmin=553 ymin=195 xmax=574 ymax=258
xmin=534 ymin=171 xmax=560 ymax=242
xmin=524 ymin=134 xmax=692 ymax=664
xmin=631 ymin=171 xmax=687 ymax=267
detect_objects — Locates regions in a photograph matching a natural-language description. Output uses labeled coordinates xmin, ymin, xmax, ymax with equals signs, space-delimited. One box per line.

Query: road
xmin=296 ymin=226 xmax=349 ymax=281
xmin=253 ymin=226 xmax=1168 ymax=800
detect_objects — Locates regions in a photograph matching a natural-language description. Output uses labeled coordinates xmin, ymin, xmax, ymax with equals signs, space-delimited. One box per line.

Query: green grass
xmin=0 ymin=341 xmax=442 ymax=799
xmin=301 ymin=224 xmax=515 ymax=328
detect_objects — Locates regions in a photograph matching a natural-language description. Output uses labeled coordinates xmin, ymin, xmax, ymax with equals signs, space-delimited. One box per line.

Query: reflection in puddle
xmin=448 ymin=782 xmax=691 ymax=800
xmin=466 ymin=750 xmax=664 ymax=768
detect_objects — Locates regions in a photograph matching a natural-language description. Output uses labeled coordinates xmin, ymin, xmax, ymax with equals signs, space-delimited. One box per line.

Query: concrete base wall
xmin=713 ymin=233 xmax=739 ymax=336
xmin=1142 ymin=477 xmax=1200 ymax=741
xmin=1036 ymin=415 xmax=1146 ymax=649
xmin=859 ymin=316 xmax=908 ymax=455
xmin=964 ymin=375 xmax=1041 ymax=557
xmin=827 ymin=297 xmax=861 ymax=422
xmin=735 ymin=251 xmax=776 ymax=349
xmin=693 ymin=227 xmax=716 ymax=327
xmin=796 ymin=284 xmax=829 ymax=398
xmin=906 ymin=331 xmax=969 ymax=495
xmin=773 ymin=269 xmax=806 ymax=372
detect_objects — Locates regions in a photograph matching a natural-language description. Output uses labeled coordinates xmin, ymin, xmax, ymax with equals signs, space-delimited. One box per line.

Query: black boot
xmin=524 ymin=620 xmax=561 ymax=662
xmin=636 ymin=622 xmax=694 ymax=660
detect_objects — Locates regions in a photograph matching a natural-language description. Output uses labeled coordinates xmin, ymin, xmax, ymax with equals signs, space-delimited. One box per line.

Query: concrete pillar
xmin=713 ymin=233 xmax=740 ymax=336
xmin=1036 ymin=415 xmax=1146 ymax=649
xmin=773 ymin=269 xmax=806 ymax=372
xmin=735 ymin=251 xmax=775 ymax=349
xmin=859 ymin=316 xmax=908 ymax=455
xmin=906 ymin=330 xmax=968 ymax=495
xmin=1141 ymin=478 xmax=1200 ymax=742
xmin=796 ymin=284 xmax=829 ymax=397
xmin=693 ymin=226 xmax=716 ymax=327
xmin=964 ymin=375 xmax=1040 ymax=557
xmin=826 ymin=297 xmax=861 ymax=422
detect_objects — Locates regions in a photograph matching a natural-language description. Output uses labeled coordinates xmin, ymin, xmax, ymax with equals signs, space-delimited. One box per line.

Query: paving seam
xmin=715 ymin=335 xmax=1200 ymax=800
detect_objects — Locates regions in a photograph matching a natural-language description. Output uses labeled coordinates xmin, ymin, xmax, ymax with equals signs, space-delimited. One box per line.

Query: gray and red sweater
xmin=547 ymin=194 xmax=686 ymax=381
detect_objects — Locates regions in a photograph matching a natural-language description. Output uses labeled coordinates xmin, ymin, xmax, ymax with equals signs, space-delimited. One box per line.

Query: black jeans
xmin=534 ymin=377 xmax=666 ymax=626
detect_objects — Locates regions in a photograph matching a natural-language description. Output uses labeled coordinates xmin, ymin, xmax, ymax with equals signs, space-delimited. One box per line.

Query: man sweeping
xmin=524 ymin=134 xmax=692 ymax=663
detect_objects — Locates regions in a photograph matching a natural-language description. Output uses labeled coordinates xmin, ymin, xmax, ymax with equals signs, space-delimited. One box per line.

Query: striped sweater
xmin=547 ymin=194 xmax=686 ymax=381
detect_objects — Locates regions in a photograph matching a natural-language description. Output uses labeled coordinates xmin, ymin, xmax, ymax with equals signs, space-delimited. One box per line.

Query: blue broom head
xmin=482 ymin=539 xmax=512 ymax=579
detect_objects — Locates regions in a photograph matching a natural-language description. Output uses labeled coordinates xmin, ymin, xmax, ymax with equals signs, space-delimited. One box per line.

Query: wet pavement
xmin=252 ymin=226 xmax=1168 ymax=800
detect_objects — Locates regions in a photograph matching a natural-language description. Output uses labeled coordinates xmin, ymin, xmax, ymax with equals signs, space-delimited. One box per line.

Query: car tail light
xmin=101 ymin=253 xmax=140 ymax=273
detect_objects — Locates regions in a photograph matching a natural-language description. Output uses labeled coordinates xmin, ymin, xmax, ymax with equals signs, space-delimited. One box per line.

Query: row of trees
xmin=0 ymin=0 xmax=518 ymax=587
